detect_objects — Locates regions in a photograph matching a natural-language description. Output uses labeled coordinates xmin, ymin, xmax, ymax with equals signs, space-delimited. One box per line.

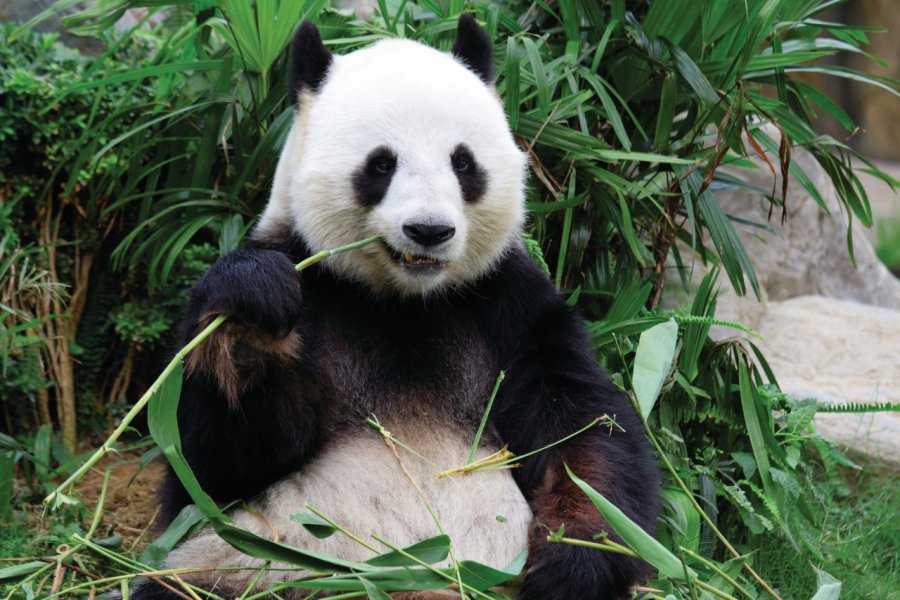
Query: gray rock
xmin=689 ymin=138 xmax=900 ymax=462
xmin=754 ymin=296 xmax=900 ymax=463
xmin=715 ymin=144 xmax=900 ymax=320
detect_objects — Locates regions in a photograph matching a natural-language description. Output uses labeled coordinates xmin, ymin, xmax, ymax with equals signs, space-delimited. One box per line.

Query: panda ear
xmin=451 ymin=13 xmax=495 ymax=84
xmin=288 ymin=20 xmax=333 ymax=103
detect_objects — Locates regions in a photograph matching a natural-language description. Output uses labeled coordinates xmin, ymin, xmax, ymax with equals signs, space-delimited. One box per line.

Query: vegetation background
xmin=1 ymin=0 xmax=898 ymax=598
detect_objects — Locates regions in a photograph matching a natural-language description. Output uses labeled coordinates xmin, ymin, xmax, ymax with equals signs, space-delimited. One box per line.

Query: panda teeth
xmin=404 ymin=253 xmax=437 ymax=265
xmin=401 ymin=252 xmax=442 ymax=267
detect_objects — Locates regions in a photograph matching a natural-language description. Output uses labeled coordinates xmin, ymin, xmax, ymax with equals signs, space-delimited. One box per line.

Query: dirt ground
xmin=27 ymin=451 xmax=167 ymax=554
xmin=83 ymin=453 xmax=166 ymax=549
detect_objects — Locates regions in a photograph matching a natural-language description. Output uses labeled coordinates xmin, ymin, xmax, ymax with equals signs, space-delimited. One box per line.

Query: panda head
xmin=257 ymin=15 xmax=527 ymax=296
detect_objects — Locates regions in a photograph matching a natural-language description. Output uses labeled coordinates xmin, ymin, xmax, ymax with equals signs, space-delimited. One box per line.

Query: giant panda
xmin=142 ymin=14 xmax=659 ymax=600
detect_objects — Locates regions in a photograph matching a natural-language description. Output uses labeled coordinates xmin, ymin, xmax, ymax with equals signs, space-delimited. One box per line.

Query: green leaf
xmin=521 ymin=232 xmax=551 ymax=277
xmin=521 ymin=37 xmax=550 ymax=114
xmin=141 ymin=504 xmax=208 ymax=568
xmin=456 ymin=552 xmax=527 ymax=591
xmin=505 ymin=37 xmax=521 ymax=129
xmin=146 ymin=362 xmax=185 ymax=453
xmin=632 ymin=319 xmax=679 ymax=418
xmin=212 ymin=520 xmax=374 ymax=573
xmin=566 ymin=466 xmax=695 ymax=580
xmin=0 ymin=451 xmax=13 ymax=520
xmin=0 ymin=561 xmax=46 ymax=583
xmin=366 ymin=534 xmax=451 ymax=567
xmin=358 ymin=575 xmax=392 ymax=600
xmin=290 ymin=510 xmax=338 ymax=540
xmin=662 ymin=488 xmax=700 ymax=552
xmin=737 ymin=357 xmax=775 ymax=501
xmin=662 ymin=37 xmax=718 ymax=104
xmin=654 ymin=73 xmax=677 ymax=151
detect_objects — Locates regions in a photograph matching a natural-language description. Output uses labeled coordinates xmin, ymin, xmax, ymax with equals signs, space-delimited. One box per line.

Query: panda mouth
xmin=384 ymin=244 xmax=446 ymax=270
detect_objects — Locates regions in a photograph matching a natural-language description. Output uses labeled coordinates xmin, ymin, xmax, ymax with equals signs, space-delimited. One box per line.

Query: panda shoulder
xmin=475 ymin=241 xmax=569 ymax=328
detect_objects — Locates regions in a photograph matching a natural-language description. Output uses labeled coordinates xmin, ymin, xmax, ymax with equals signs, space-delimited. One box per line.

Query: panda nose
xmin=402 ymin=222 xmax=456 ymax=247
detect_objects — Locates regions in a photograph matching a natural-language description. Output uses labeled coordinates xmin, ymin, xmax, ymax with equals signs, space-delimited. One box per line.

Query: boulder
xmin=691 ymin=141 xmax=900 ymax=462
xmin=753 ymin=296 xmax=900 ymax=462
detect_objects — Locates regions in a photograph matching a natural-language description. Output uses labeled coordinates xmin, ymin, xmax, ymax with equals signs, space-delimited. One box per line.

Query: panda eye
xmin=364 ymin=149 xmax=397 ymax=178
xmin=450 ymin=144 xmax=486 ymax=203
xmin=450 ymin=146 xmax=472 ymax=172
xmin=374 ymin=157 xmax=394 ymax=174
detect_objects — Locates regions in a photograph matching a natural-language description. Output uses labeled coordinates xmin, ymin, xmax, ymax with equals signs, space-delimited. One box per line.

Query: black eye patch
xmin=451 ymin=144 xmax=487 ymax=203
xmin=353 ymin=146 xmax=397 ymax=207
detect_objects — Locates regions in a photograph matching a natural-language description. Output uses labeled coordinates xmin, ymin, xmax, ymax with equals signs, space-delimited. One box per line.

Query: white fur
xmin=166 ymin=421 xmax=532 ymax=597
xmin=257 ymin=38 xmax=527 ymax=296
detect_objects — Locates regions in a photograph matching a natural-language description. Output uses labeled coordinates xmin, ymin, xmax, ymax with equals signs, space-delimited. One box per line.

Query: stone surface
xmin=715 ymin=146 xmax=900 ymax=320
xmin=754 ymin=296 xmax=900 ymax=462
xmin=691 ymin=141 xmax=900 ymax=463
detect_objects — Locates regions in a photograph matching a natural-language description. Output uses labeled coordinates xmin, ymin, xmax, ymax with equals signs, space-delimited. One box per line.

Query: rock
xmin=753 ymin=296 xmax=900 ymax=463
xmin=683 ymin=138 xmax=900 ymax=462
xmin=714 ymin=145 xmax=900 ymax=328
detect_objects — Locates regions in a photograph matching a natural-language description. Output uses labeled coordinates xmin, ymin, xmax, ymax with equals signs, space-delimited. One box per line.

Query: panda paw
xmin=518 ymin=530 xmax=643 ymax=600
xmin=188 ymin=248 xmax=303 ymax=338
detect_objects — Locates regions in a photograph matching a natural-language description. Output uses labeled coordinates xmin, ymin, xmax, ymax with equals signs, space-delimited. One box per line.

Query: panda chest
xmin=310 ymin=310 xmax=498 ymax=422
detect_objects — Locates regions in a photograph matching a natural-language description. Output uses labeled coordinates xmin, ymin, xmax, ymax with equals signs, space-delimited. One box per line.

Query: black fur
xmin=352 ymin=145 xmax=397 ymax=207
xmin=451 ymin=143 xmax=488 ymax=203
xmin=187 ymin=248 xmax=302 ymax=336
xmin=451 ymin=13 xmax=495 ymax=84
xmin=157 ymin=227 xmax=660 ymax=599
xmin=288 ymin=20 xmax=332 ymax=103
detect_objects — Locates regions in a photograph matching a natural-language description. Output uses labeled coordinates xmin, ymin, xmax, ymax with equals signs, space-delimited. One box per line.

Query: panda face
xmin=259 ymin=26 xmax=527 ymax=296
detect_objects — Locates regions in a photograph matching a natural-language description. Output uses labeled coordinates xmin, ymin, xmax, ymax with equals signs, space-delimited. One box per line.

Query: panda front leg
xmin=159 ymin=247 xmax=323 ymax=523
xmin=492 ymin=316 xmax=660 ymax=599
xmin=518 ymin=437 xmax=658 ymax=600
xmin=180 ymin=248 xmax=304 ymax=406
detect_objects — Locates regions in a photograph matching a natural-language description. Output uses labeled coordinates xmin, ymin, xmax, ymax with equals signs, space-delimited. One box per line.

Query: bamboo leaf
xmin=141 ymin=504 xmax=207 ymax=568
xmin=0 ymin=561 xmax=46 ymax=583
xmin=662 ymin=37 xmax=718 ymax=104
xmin=366 ymin=535 xmax=451 ymax=567
xmin=737 ymin=356 xmax=775 ymax=501
xmin=290 ymin=510 xmax=338 ymax=540
xmin=632 ymin=318 xmax=679 ymax=418
xmin=359 ymin=576 xmax=392 ymax=600
xmin=654 ymin=73 xmax=677 ymax=151
xmin=505 ymin=37 xmax=521 ymax=129
xmin=566 ymin=466 xmax=695 ymax=580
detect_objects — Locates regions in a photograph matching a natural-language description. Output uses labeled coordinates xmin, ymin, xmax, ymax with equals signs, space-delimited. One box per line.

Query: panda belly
xmin=165 ymin=420 xmax=532 ymax=597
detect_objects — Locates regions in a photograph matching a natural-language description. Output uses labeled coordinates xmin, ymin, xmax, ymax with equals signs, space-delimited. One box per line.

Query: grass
xmin=758 ymin=456 xmax=900 ymax=599
xmin=0 ymin=520 xmax=31 ymax=558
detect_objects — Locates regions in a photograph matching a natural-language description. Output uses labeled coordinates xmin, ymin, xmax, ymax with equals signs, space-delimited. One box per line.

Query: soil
xmin=81 ymin=453 xmax=166 ymax=549
xmin=24 ymin=450 xmax=167 ymax=554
